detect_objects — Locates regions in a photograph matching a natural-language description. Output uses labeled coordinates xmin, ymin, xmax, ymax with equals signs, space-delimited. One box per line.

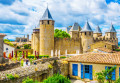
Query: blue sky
xmin=0 ymin=0 xmax=120 ymax=41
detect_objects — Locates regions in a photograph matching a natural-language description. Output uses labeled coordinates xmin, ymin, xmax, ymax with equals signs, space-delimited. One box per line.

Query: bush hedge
xmin=27 ymin=55 xmax=49 ymax=59
xmin=42 ymin=73 xmax=71 ymax=83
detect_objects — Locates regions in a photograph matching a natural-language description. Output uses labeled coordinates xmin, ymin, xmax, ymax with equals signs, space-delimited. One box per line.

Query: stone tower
xmin=105 ymin=24 xmax=118 ymax=45
xmin=27 ymin=34 xmax=29 ymax=42
xmin=80 ymin=21 xmax=93 ymax=53
xmin=93 ymin=26 xmax=102 ymax=39
xmin=32 ymin=28 xmax=40 ymax=54
xmin=69 ymin=22 xmax=81 ymax=39
xmin=40 ymin=7 xmax=54 ymax=56
xmin=105 ymin=24 xmax=116 ymax=39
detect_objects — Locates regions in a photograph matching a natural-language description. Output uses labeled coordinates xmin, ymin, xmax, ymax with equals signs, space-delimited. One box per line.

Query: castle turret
xmin=80 ymin=21 xmax=93 ymax=53
xmin=40 ymin=7 xmax=54 ymax=56
xmin=32 ymin=28 xmax=40 ymax=54
xmin=93 ymin=26 xmax=102 ymax=39
xmin=105 ymin=24 xmax=116 ymax=39
xmin=69 ymin=22 xmax=81 ymax=39
xmin=105 ymin=24 xmax=118 ymax=46
xmin=27 ymin=34 xmax=29 ymax=42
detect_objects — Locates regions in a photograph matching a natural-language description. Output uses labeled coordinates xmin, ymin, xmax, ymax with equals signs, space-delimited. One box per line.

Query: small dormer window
xmin=47 ymin=21 xmax=49 ymax=24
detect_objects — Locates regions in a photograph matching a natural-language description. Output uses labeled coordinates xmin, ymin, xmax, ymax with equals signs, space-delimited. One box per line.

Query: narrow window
xmin=47 ymin=21 xmax=49 ymax=24
xmin=85 ymin=32 xmax=86 ymax=35
xmin=89 ymin=32 xmax=91 ymax=35
xmin=42 ymin=21 xmax=44 ymax=24
xmin=105 ymin=45 xmax=106 ymax=48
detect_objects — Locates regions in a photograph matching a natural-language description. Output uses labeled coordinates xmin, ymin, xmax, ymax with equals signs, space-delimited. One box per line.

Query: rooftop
xmin=81 ymin=21 xmax=93 ymax=32
xmin=70 ymin=22 xmax=81 ymax=31
xmin=107 ymin=24 xmax=116 ymax=33
xmin=0 ymin=33 xmax=6 ymax=36
xmin=94 ymin=26 xmax=102 ymax=33
xmin=41 ymin=7 xmax=53 ymax=20
xmin=65 ymin=53 xmax=120 ymax=65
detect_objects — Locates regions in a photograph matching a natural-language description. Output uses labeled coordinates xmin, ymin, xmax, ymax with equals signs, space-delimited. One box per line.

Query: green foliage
xmin=4 ymin=39 xmax=10 ymax=42
xmin=115 ymin=78 xmax=120 ymax=83
xmin=60 ymin=56 xmax=66 ymax=59
xmin=96 ymin=72 xmax=105 ymax=83
xmin=24 ymin=44 xmax=31 ymax=49
xmin=114 ymin=49 xmax=120 ymax=51
xmin=21 ymin=59 xmax=24 ymax=66
xmin=42 ymin=73 xmax=71 ymax=83
xmin=27 ymin=55 xmax=49 ymax=59
xmin=6 ymin=74 xmax=19 ymax=80
xmin=54 ymin=29 xmax=70 ymax=39
xmin=96 ymin=66 xmax=116 ymax=83
xmin=48 ymin=64 xmax=53 ymax=69
xmin=17 ymin=46 xmax=21 ymax=49
xmin=22 ymin=77 xmax=40 ymax=83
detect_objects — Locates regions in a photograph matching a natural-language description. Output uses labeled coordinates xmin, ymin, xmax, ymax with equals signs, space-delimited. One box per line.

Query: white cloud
xmin=0 ymin=0 xmax=120 ymax=41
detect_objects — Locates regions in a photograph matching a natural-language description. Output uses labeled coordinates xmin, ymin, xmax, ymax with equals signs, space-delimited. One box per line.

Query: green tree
xmin=54 ymin=29 xmax=70 ymax=39
xmin=17 ymin=46 xmax=20 ymax=49
xmin=24 ymin=44 xmax=31 ymax=49
xmin=96 ymin=66 xmax=116 ymax=83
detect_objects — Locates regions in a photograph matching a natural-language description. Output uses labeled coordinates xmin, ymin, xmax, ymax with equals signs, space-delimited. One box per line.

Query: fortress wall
xmin=54 ymin=38 xmax=83 ymax=56
xmin=89 ymin=41 xmax=113 ymax=52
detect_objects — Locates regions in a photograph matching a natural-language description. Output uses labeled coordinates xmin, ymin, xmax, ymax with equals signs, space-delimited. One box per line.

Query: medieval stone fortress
xmin=0 ymin=6 xmax=120 ymax=83
xmin=31 ymin=7 xmax=118 ymax=56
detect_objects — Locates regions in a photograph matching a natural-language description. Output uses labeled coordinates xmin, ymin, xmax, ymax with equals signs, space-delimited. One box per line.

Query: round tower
xmin=32 ymin=28 xmax=40 ymax=54
xmin=93 ymin=26 xmax=102 ymax=39
xmin=40 ymin=7 xmax=54 ymax=56
xmin=69 ymin=22 xmax=81 ymax=39
xmin=80 ymin=21 xmax=93 ymax=53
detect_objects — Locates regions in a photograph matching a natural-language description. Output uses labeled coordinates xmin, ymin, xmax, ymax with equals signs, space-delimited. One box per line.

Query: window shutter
xmin=81 ymin=64 xmax=84 ymax=79
xmin=112 ymin=68 xmax=116 ymax=80
xmin=119 ymin=67 xmax=120 ymax=77
xmin=89 ymin=65 xmax=93 ymax=80
xmin=105 ymin=66 xmax=108 ymax=80
xmin=72 ymin=64 xmax=78 ymax=76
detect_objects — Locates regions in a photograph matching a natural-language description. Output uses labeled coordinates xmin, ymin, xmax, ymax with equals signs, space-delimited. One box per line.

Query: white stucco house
xmin=3 ymin=43 xmax=15 ymax=57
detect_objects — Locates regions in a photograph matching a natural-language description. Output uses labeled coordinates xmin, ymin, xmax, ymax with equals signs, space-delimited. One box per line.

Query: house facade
xmin=65 ymin=53 xmax=120 ymax=81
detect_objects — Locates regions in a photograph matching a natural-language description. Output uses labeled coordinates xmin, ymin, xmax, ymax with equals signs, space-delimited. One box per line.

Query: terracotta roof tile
xmin=65 ymin=53 xmax=120 ymax=65
xmin=0 ymin=33 xmax=6 ymax=36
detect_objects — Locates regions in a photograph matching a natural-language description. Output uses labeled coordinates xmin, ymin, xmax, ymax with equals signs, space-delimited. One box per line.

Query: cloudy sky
xmin=0 ymin=0 xmax=120 ymax=41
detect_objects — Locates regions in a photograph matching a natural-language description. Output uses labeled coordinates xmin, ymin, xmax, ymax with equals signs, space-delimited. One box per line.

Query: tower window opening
xmin=89 ymin=32 xmax=91 ymax=35
xmin=47 ymin=21 xmax=49 ymax=24
xmin=85 ymin=32 xmax=86 ymax=35
xmin=105 ymin=45 xmax=106 ymax=48
xmin=42 ymin=21 xmax=44 ymax=24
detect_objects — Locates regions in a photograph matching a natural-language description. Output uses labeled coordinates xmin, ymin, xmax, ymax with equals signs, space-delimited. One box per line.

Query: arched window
xmin=105 ymin=45 xmax=106 ymax=48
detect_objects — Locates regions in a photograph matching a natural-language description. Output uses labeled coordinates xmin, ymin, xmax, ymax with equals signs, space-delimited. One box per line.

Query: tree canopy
xmin=54 ymin=29 xmax=70 ymax=39
xmin=24 ymin=44 xmax=31 ymax=49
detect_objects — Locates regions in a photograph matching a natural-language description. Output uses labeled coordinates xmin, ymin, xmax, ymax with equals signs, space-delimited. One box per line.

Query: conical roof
xmin=81 ymin=21 xmax=93 ymax=32
xmin=107 ymin=24 xmax=116 ymax=33
xmin=70 ymin=22 xmax=81 ymax=31
xmin=41 ymin=7 xmax=53 ymax=20
xmin=94 ymin=26 xmax=102 ymax=33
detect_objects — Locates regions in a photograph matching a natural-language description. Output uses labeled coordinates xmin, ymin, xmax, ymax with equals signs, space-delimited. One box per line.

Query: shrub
xmin=6 ymin=74 xmax=19 ymax=80
xmin=48 ymin=64 xmax=53 ymax=69
xmin=22 ymin=77 xmax=40 ymax=83
xmin=114 ymin=49 xmax=120 ymax=51
xmin=42 ymin=73 xmax=71 ymax=83
xmin=115 ymin=78 xmax=120 ymax=83
xmin=60 ymin=56 xmax=66 ymax=59
xmin=21 ymin=59 xmax=24 ymax=66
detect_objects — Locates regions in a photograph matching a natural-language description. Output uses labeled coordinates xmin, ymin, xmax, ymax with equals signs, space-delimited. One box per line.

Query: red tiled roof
xmin=65 ymin=53 xmax=120 ymax=65
xmin=0 ymin=33 xmax=6 ymax=36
